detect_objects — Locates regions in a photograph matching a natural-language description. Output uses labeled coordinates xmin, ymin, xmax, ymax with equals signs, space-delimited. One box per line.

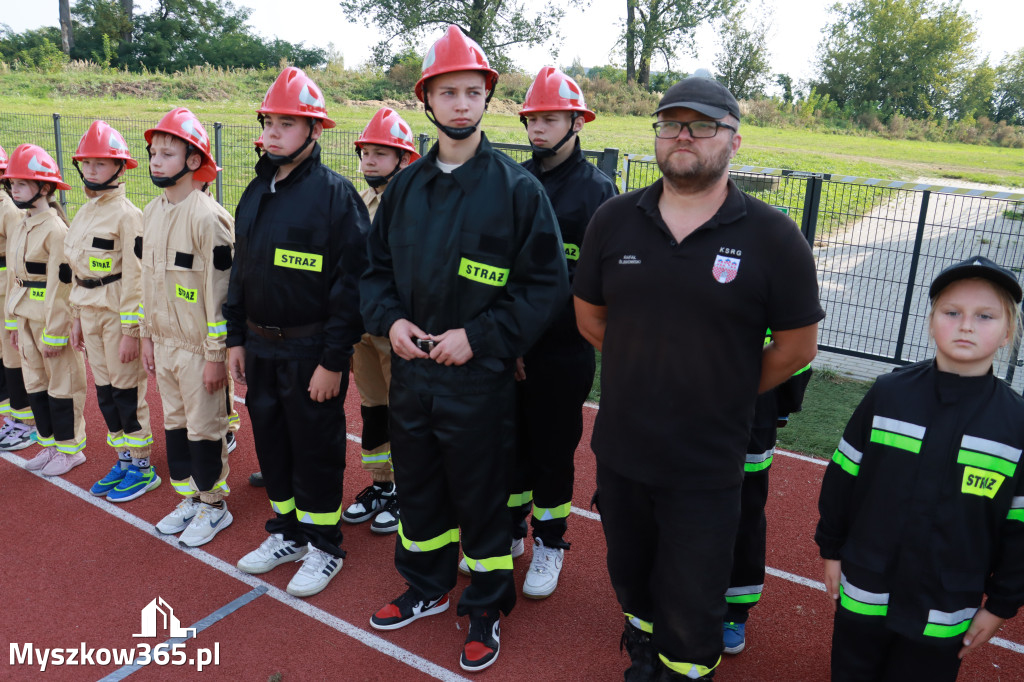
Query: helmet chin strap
xmin=522 ymin=112 xmax=580 ymax=159
xmin=423 ymin=91 xmax=492 ymax=141
xmin=259 ymin=115 xmax=315 ymax=166
xmin=13 ymin=188 xmax=44 ymax=210
xmin=73 ymin=159 xmax=124 ymax=192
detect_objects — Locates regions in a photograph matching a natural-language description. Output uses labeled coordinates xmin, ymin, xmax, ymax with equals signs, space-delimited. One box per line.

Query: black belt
xmin=15 ymin=278 xmax=45 ymax=288
xmin=246 ymin=319 xmax=324 ymax=340
xmin=75 ymin=273 xmax=123 ymax=289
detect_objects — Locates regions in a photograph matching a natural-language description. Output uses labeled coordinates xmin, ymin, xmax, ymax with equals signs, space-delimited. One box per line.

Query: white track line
xmin=2 ymin=451 xmax=469 ymax=682
xmin=233 ymin=395 xmax=1024 ymax=657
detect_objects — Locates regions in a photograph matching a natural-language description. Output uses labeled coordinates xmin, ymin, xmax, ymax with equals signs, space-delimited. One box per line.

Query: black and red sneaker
xmin=370 ymin=588 xmax=449 ymax=630
xmin=460 ymin=610 xmax=500 ymax=672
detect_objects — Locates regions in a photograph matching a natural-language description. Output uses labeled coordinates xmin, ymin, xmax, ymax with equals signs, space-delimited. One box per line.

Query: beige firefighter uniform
xmin=65 ymin=185 xmax=152 ymax=458
xmin=140 ymin=189 xmax=234 ymax=503
xmin=352 ymin=187 xmax=392 ymax=482
xmin=5 ymin=208 xmax=87 ymax=454
xmin=0 ymin=191 xmax=32 ymax=423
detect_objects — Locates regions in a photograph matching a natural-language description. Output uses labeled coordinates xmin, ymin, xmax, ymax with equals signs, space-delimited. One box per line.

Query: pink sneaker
xmin=24 ymin=446 xmax=58 ymax=472
xmin=42 ymin=451 xmax=86 ymax=476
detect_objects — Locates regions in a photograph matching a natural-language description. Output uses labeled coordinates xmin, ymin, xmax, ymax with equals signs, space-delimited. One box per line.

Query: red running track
xmin=2 ymin=369 xmax=1022 ymax=681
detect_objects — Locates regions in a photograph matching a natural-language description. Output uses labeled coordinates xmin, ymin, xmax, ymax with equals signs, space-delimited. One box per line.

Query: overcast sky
xmin=5 ymin=0 xmax=1022 ymax=85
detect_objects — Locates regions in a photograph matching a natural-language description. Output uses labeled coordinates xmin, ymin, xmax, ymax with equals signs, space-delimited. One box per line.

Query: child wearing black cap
xmin=816 ymin=255 xmax=1024 ymax=681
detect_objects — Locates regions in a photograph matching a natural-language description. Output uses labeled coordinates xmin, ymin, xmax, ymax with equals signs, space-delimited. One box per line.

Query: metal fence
xmin=625 ymin=155 xmax=1024 ymax=390
xmin=3 ymin=112 xmax=1023 ymax=390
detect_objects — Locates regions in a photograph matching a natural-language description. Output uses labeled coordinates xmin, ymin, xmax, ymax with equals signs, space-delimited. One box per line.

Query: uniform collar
xmin=422 ymin=132 xmax=494 ymax=193
xmin=25 ymin=207 xmax=57 ymax=228
xmin=91 ymin=184 xmax=127 ymax=204
xmin=255 ymin=142 xmax=322 ymax=186
xmin=636 ymin=177 xmax=747 ymax=232
xmin=930 ymin=359 xmax=995 ymax=404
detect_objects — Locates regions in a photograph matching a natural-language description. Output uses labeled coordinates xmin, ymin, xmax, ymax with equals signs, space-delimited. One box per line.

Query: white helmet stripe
xmin=390 ymin=121 xmax=413 ymax=143
xmin=422 ymin=45 xmax=436 ymax=72
xmin=558 ymin=78 xmax=582 ymax=101
xmin=28 ymin=155 xmax=55 ymax=174
xmin=299 ymin=83 xmax=325 ymax=108
xmin=108 ymin=133 xmax=128 ymax=151
xmin=180 ymin=118 xmax=206 ymax=144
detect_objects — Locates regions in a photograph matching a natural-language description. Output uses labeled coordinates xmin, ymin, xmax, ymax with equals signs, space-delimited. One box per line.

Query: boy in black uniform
xmin=226 ymin=67 xmax=369 ymax=598
xmin=361 ymin=26 xmax=568 ymax=672
xmin=507 ymin=66 xmax=617 ymax=599
xmin=817 ymin=256 xmax=1024 ymax=681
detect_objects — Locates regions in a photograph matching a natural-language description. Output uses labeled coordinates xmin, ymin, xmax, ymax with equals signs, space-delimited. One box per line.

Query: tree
xmin=71 ymin=0 xmax=133 ymax=65
xmin=775 ymin=73 xmax=793 ymax=104
xmin=59 ymin=0 xmax=74 ymax=53
xmin=337 ymin=0 xmax=586 ymax=73
xmin=994 ymin=48 xmax=1024 ymax=125
xmin=621 ymin=0 xmax=735 ymax=88
xmin=714 ymin=8 xmax=771 ymax=100
xmin=948 ymin=59 xmax=995 ymax=121
xmin=812 ymin=0 xmax=977 ymax=120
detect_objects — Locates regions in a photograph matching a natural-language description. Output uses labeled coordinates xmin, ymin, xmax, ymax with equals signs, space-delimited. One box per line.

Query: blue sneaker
xmin=90 ymin=462 xmax=128 ymax=496
xmin=107 ymin=465 xmax=161 ymax=503
xmin=723 ymin=621 xmax=745 ymax=654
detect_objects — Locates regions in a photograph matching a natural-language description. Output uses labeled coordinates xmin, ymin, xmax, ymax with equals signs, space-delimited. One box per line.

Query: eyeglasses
xmin=652 ymin=120 xmax=736 ymax=139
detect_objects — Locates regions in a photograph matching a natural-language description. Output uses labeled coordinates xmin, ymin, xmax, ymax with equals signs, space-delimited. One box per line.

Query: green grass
xmin=777 ymin=369 xmax=873 ymax=459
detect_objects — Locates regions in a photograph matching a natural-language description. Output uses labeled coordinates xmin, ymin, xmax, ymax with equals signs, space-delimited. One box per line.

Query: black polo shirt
xmin=573 ymin=178 xmax=824 ymax=489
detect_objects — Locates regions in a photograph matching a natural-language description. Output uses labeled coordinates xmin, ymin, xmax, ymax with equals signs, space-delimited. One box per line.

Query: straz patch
xmin=962 ymin=466 xmax=1004 ymax=498
xmin=712 ymin=255 xmax=740 ymax=283
xmin=29 ymin=288 xmax=46 ymax=302
xmin=275 ymin=248 xmax=323 ymax=272
xmin=459 ymin=257 xmax=509 ymax=286
xmin=89 ymin=257 xmax=113 ymax=272
xmin=175 ymin=284 xmax=197 ymax=303
xmin=564 ymin=243 xmax=580 ymax=261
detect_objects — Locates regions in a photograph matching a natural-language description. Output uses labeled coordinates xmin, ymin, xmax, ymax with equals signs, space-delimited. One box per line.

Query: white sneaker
xmin=0 ymin=418 xmax=15 ymax=442
xmin=286 ymin=544 xmax=342 ymax=597
xmin=23 ymin=446 xmax=57 ymax=471
xmin=156 ymin=497 xmax=200 ymax=534
xmin=179 ymin=502 xmax=233 ymax=547
xmin=1 ymin=421 xmax=37 ymax=451
xmin=41 ymin=451 xmax=86 ymax=476
xmin=523 ymin=538 xmax=564 ymax=599
xmin=460 ymin=538 xmax=528 ymax=575
xmin=237 ymin=533 xmax=308 ymax=574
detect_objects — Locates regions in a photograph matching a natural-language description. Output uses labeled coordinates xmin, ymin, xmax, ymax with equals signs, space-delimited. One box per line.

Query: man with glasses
xmin=573 ymin=76 xmax=823 ymax=680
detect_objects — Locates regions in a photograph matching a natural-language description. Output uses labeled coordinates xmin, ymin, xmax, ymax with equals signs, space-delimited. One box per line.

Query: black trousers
xmin=725 ymin=424 xmax=776 ymax=624
xmin=245 ymin=353 xmax=347 ymax=558
xmin=508 ymin=347 xmax=595 ymax=548
xmin=391 ymin=380 xmax=516 ymax=617
xmin=597 ymin=461 xmax=740 ymax=671
xmin=831 ymin=608 xmax=962 ymax=681
xmin=2 ymin=363 xmax=30 ymax=417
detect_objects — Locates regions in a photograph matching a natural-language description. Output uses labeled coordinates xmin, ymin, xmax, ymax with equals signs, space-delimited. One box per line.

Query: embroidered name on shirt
xmin=962 ymin=466 xmax=1004 ymax=498
xmin=564 ymin=243 xmax=580 ymax=261
xmin=275 ymin=248 xmax=323 ymax=272
xmin=459 ymin=257 xmax=508 ymax=286
xmin=719 ymin=247 xmax=743 ymax=256
xmin=618 ymin=255 xmax=641 ymax=265
xmin=175 ymin=284 xmax=197 ymax=302
xmin=89 ymin=257 xmax=113 ymax=272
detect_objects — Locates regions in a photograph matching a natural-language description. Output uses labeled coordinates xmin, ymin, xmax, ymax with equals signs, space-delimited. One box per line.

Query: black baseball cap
xmin=653 ymin=76 xmax=741 ymax=120
xmin=929 ymin=255 xmax=1022 ymax=303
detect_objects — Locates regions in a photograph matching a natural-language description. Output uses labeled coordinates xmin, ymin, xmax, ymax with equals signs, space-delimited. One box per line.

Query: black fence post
xmin=795 ymin=173 xmax=823 ymax=246
xmin=51 ymin=113 xmax=67 ymax=210
xmin=599 ymin=148 xmax=619 ymax=184
xmin=622 ymin=155 xmax=632 ymax=193
xmin=893 ymin=190 xmax=931 ymax=364
xmin=214 ymin=122 xmax=223 ymax=205
xmin=418 ymin=133 xmax=430 ymax=158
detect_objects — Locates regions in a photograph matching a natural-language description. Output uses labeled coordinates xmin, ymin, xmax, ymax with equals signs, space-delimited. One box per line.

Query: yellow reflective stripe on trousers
xmin=532 ymin=501 xmax=571 ymax=521
xmin=463 ymin=553 xmax=514 ymax=572
xmin=10 ymin=405 xmax=34 ymax=420
xmin=625 ymin=613 xmax=653 ymax=633
xmin=0 ymin=399 xmax=9 ymax=415
xmin=398 ymin=522 xmax=460 ymax=552
xmin=659 ymin=654 xmax=719 ymax=679
xmin=123 ymin=433 xmax=155 ymax=447
xmin=56 ymin=438 xmax=87 ymax=455
xmin=297 ymin=504 xmax=343 ymax=526
xmin=106 ymin=432 xmax=125 ymax=448
xmin=458 ymin=257 xmax=509 ymax=286
xmin=36 ymin=435 xmax=56 ymax=447
xmin=172 ymin=480 xmax=196 ymax=496
xmin=271 ymin=497 xmax=296 ymax=514
xmin=214 ymin=479 xmax=231 ymax=495
xmin=507 ymin=490 xmax=533 ymax=507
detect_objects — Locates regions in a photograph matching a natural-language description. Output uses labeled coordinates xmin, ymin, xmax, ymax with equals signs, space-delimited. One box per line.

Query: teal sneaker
xmin=108 ymin=465 xmax=161 ymax=502
xmin=723 ymin=621 xmax=746 ymax=654
xmin=90 ymin=462 xmax=129 ymax=496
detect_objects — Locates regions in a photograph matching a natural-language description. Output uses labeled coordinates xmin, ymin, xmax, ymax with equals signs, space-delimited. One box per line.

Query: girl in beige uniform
xmin=2 ymin=144 xmax=88 ymax=476
xmin=66 ymin=121 xmax=158 ymax=502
